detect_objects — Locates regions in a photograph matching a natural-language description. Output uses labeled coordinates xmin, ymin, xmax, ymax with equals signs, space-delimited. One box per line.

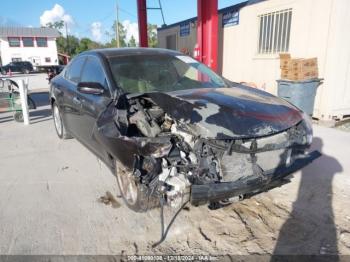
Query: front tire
xmin=52 ymin=102 xmax=72 ymax=139
xmin=115 ymin=160 xmax=159 ymax=212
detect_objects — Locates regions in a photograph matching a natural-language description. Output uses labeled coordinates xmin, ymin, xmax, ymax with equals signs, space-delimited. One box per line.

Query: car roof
xmin=82 ymin=48 xmax=183 ymax=59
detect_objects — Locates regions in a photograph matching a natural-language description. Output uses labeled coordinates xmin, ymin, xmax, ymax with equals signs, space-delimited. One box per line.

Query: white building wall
xmin=0 ymin=37 xmax=59 ymax=66
xmin=157 ymin=0 xmax=350 ymax=121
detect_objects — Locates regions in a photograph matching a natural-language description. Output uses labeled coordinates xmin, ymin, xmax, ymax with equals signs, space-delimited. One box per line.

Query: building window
xmin=258 ymin=9 xmax=292 ymax=54
xmin=8 ymin=37 xmax=21 ymax=47
xmin=22 ymin=37 xmax=34 ymax=47
xmin=36 ymin=37 xmax=48 ymax=47
xmin=45 ymin=57 xmax=51 ymax=63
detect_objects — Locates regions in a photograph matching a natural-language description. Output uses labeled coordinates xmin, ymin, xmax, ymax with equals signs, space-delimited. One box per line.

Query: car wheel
xmin=13 ymin=111 xmax=24 ymax=122
xmin=23 ymin=69 xmax=30 ymax=74
xmin=1 ymin=69 xmax=6 ymax=75
xmin=52 ymin=102 xmax=72 ymax=139
xmin=115 ymin=160 xmax=159 ymax=212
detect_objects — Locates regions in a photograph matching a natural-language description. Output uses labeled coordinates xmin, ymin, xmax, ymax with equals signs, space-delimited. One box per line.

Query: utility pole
xmin=65 ymin=22 xmax=69 ymax=55
xmin=116 ymin=0 xmax=120 ymax=48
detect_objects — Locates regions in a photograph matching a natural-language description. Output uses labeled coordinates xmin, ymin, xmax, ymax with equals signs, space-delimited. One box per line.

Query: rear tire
xmin=52 ymin=102 xmax=72 ymax=139
xmin=115 ymin=160 xmax=159 ymax=212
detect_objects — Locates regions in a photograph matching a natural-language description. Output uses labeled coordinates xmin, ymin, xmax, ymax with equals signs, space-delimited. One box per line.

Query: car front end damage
xmin=95 ymin=87 xmax=321 ymax=211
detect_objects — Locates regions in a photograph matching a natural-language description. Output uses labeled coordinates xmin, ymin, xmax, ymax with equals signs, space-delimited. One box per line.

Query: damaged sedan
xmin=50 ymin=48 xmax=320 ymax=213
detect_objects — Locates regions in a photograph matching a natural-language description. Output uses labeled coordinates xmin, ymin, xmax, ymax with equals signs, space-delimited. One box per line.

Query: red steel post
xmin=197 ymin=0 xmax=218 ymax=72
xmin=137 ymin=0 xmax=148 ymax=47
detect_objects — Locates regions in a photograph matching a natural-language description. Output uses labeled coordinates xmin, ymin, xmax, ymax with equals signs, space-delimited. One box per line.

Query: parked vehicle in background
xmin=47 ymin=65 xmax=65 ymax=83
xmin=0 ymin=61 xmax=34 ymax=75
xmin=50 ymin=48 xmax=320 ymax=213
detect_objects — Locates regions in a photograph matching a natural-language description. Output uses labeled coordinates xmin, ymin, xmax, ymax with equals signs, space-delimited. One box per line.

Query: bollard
xmin=18 ymin=79 xmax=30 ymax=125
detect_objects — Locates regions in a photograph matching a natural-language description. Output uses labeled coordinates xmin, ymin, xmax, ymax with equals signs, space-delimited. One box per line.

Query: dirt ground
xmin=0 ymin=91 xmax=349 ymax=256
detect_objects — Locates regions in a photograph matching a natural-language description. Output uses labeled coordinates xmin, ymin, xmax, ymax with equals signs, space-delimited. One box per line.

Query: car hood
xmin=138 ymin=85 xmax=303 ymax=139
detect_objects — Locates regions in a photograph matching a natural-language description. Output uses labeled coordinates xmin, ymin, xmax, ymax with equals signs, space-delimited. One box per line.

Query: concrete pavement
xmin=0 ymin=99 xmax=350 ymax=255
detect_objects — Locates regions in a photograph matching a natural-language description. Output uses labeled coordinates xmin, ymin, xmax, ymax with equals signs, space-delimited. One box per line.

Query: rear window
xmin=65 ymin=56 xmax=86 ymax=84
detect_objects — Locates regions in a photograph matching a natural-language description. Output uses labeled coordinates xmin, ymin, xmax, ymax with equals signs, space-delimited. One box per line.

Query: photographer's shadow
xmin=273 ymin=137 xmax=342 ymax=255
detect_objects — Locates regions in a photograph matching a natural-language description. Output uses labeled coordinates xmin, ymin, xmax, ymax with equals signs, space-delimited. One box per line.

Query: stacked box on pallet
xmin=279 ymin=53 xmax=318 ymax=81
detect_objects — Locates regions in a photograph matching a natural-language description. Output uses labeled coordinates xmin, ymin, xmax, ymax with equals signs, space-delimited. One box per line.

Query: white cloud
xmin=91 ymin=22 xmax=102 ymax=42
xmin=40 ymin=4 xmax=74 ymax=27
xmin=122 ymin=20 xmax=139 ymax=44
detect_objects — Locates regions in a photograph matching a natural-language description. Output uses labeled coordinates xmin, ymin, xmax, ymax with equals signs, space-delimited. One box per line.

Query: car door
xmin=75 ymin=55 xmax=113 ymax=158
xmin=10 ymin=62 xmax=18 ymax=72
xmin=60 ymin=56 xmax=87 ymax=137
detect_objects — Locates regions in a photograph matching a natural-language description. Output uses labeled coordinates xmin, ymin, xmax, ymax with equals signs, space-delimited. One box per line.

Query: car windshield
xmin=108 ymin=54 xmax=228 ymax=94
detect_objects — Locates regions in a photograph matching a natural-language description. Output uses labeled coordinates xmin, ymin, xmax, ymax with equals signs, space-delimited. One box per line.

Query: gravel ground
xmin=0 ymin=91 xmax=349 ymax=256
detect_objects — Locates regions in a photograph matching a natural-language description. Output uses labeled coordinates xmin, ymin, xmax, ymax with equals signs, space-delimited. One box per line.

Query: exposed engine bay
xmin=95 ymin=91 xmax=319 ymax=212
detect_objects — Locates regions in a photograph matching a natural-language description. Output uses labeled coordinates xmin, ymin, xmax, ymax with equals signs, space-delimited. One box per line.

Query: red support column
xmin=137 ymin=0 xmax=148 ymax=47
xmin=197 ymin=0 xmax=218 ymax=72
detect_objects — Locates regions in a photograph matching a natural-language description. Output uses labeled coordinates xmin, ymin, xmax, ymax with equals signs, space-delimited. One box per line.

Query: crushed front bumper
xmin=190 ymin=150 xmax=321 ymax=206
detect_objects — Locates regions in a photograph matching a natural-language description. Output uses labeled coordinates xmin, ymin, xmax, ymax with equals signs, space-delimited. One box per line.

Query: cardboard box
xmin=279 ymin=53 xmax=291 ymax=60
xmin=279 ymin=53 xmax=291 ymax=69
xmin=280 ymin=54 xmax=319 ymax=81
xmin=281 ymin=68 xmax=318 ymax=81
xmin=289 ymin=58 xmax=318 ymax=72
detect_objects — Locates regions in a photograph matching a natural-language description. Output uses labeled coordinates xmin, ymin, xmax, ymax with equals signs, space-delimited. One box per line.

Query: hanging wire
xmin=152 ymin=198 xmax=189 ymax=248
xmin=158 ymin=0 xmax=166 ymax=26
xmin=147 ymin=0 xmax=166 ymax=26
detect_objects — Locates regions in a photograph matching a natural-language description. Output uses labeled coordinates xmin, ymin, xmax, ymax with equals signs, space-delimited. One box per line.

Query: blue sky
xmin=0 ymin=0 xmax=244 ymax=42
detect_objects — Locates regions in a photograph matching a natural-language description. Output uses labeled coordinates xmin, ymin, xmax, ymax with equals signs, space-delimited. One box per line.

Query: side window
xmin=65 ymin=56 xmax=86 ymax=83
xmin=80 ymin=56 xmax=107 ymax=89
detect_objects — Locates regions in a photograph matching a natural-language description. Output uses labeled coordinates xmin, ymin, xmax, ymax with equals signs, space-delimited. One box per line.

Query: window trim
xmin=36 ymin=37 xmax=48 ymax=47
xmin=8 ymin=37 xmax=21 ymax=47
xmin=22 ymin=37 xmax=34 ymax=47
xmin=257 ymin=8 xmax=292 ymax=55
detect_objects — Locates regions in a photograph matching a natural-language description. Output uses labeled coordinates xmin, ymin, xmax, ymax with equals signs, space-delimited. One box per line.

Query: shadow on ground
xmin=273 ymin=137 xmax=342 ymax=256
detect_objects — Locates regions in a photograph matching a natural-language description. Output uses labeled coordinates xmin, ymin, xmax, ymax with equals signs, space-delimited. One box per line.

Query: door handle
xmin=73 ymin=96 xmax=81 ymax=105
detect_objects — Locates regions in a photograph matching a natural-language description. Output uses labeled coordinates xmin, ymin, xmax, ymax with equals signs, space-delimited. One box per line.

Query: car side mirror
xmin=77 ymin=82 xmax=105 ymax=95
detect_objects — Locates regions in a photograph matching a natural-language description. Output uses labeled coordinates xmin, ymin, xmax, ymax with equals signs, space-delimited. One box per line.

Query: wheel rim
xmin=53 ymin=105 xmax=62 ymax=136
xmin=116 ymin=165 xmax=138 ymax=205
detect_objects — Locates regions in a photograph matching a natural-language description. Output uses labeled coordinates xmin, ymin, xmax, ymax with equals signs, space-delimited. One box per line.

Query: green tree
xmin=77 ymin=38 xmax=102 ymax=53
xmin=129 ymin=35 xmax=137 ymax=47
xmin=56 ymin=35 xmax=80 ymax=56
xmin=106 ymin=21 xmax=127 ymax=47
xmin=56 ymin=36 xmax=67 ymax=54
xmin=45 ymin=20 xmax=65 ymax=31
xmin=148 ymin=24 xmax=158 ymax=47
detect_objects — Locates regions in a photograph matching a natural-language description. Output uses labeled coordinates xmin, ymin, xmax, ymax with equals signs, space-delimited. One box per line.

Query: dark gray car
xmin=49 ymin=48 xmax=320 ymax=213
xmin=1 ymin=61 xmax=34 ymax=74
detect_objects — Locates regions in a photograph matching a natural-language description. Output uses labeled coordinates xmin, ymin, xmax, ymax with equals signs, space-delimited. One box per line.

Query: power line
xmin=75 ymin=10 xmax=115 ymax=35
xmin=119 ymin=7 xmax=137 ymax=18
